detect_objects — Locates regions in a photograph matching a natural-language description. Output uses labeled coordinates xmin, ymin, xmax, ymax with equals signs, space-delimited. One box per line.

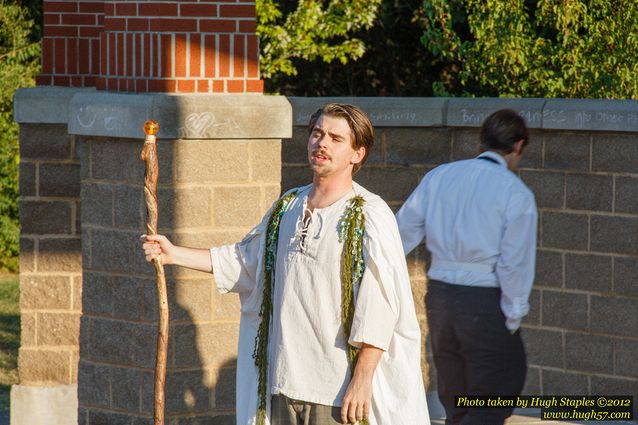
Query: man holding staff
xmin=396 ymin=109 xmax=537 ymax=425
xmin=142 ymin=103 xmax=429 ymax=425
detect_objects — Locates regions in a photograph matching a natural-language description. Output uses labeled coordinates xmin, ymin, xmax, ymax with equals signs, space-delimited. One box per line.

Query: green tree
xmin=261 ymin=0 xmax=438 ymax=96
xmin=0 ymin=1 xmax=40 ymax=271
xmin=257 ymin=0 xmax=382 ymax=79
xmin=420 ymin=0 xmax=638 ymax=98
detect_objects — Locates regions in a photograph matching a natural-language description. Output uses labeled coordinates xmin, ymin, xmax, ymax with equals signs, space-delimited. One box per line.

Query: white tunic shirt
xmin=395 ymin=151 xmax=538 ymax=331
xmin=211 ymin=182 xmax=430 ymax=425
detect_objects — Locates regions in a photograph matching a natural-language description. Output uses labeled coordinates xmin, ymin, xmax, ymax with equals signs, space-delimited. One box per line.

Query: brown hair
xmin=480 ymin=109 xmax=530 ymax=154
xmin=307 ymin=103 xmax=374 ymax=174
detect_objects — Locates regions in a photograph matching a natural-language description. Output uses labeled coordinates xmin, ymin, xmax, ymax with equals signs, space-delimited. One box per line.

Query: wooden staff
xmin=141 ymin=120 xmax=168 ymax=425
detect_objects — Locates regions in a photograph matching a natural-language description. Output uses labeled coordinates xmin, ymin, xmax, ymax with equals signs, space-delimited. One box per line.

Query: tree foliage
xmin=419 ymin=0 xmax=638 ymax=98
xmin=260 ymin=0 xmax=437 ymax=96
xmin=0 ymin=0 xmax=40 ymax=271
xmin=257 ymin=0 xmax=382 ymax=79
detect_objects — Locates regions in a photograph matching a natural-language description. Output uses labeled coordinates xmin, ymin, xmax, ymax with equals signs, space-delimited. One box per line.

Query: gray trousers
xmin=271 ymin=394 xmax=342 ymax=425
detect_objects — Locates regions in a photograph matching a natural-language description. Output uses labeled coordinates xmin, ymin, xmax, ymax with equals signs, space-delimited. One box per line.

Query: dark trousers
xmin=271 ymin=394 xmax=342 ymax=425
xmin=426 ymin=280 xmax=527 ymax=425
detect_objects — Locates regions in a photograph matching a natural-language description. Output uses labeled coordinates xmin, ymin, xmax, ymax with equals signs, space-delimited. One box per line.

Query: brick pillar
xmin=37 ymin=0 xmax=103 ymax=87
xmin=37 ymin=0 xmax=263 ymax=94
xmin=16 ymin=0 xmax=278 ymax=423
xmin=11 ymin=87 xmax=85 ymax=425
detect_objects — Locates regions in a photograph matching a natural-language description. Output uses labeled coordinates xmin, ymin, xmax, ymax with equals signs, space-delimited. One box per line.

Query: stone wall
xmin=13 ymin=87 xmax=290 ymax=424
xmin=13 ymin=93 xmax=637 ymax=423
xmin=286 ymin=97 xmax=638 ymax=400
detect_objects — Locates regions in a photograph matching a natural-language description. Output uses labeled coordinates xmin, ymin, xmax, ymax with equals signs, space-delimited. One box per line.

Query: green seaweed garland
xmin=253 ymin=191 xmax=366 ymax=425
xmin=338 ymin=195 xmax=366 ymax=371
xmin=253 ymin=190 xmax=297 ymax=425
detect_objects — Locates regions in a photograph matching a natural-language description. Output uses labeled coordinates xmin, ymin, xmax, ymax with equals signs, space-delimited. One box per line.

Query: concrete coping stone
xmin=14 ymin=87 xmax=638 ymax=133
xmin=288 ymin=97 xmax=449 ymax=127
xmin=15 ymin=87 xmax=293 ymax=140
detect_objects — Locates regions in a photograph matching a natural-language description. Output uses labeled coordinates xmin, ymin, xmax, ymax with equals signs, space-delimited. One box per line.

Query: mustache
xmin=310 ymin=149 xmax=331 ymax=158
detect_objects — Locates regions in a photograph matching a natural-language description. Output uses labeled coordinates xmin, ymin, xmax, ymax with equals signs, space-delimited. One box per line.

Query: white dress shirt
xmin=396 ymin=151 xmax=538 ymax=331
xmin=212 ymin=183 xmax=430 ymax=425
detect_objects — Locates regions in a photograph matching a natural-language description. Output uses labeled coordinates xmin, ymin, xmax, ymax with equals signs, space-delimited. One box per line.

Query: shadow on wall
xmin=77 ymin=135 xmax=240 ymax=423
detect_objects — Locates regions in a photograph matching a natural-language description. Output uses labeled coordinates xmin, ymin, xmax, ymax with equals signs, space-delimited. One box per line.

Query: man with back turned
xmin=396 ymin=109 xmax=538 ymax=425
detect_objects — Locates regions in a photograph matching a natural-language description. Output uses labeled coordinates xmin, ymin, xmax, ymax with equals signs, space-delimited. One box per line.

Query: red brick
xmin=71 ymin=76 xmax=83 ymax=86
xmin=134 ymin=34 xmax=142 ymax=77
xmin=218 ymin=34 xmax=230 ymax=77
xmin=117 ymin=32 xmax=124 ymax=75
xmin=199 ymin=19 xmax=236 ymax=33
xmin=100 ymin=33 xmax=107 ymax=75
xmin=246 ymin=79 xmax=264 ymax=93
xmin=104 ymin=2 xmax=115 ymax=16
xmin=238 ymin=19 xmax=256 ymax=33
xmin=179 ymin=3 xmax=217 ymax=17
xmin=212 ymin=79 xmax=224 ymax=93
xmin=227 ymin=79 xmax=244 ymax=93
xmin=54 ymin=38 xmax=66 ymax=74
xmin=138 ymin=2 xmax=178 ymax=17
xmin=36 ymin=75 xmax=52 ymax=86
xmin=104 ymin=17 xmax=126 ymax=31
xmin=118 ymin=78 xmax=126 ymax=91
xmin=45 ymin=2 xmax=78 ymax=13
xmin=61 ymin=13 xmax=96 ymax=26
xmin=84 ymin=76 xmax=97 ymax=87
xmin=233 ymin=35 xmax=245 ymax=78
xmin=246 ymin=35 xmax=258 ymax=78
xmin=160 ymin=34 xmax=173 ymax=78
xmin=135 ymin=79 xmax=148 ymax=92
xmin=174 ymin=34 xmax=187 ymax=77
xmin=96 ymin=77 xmax=106 ymax=90
xmin=79 ymin=2 xmax=104 ymax=13
xmin=44 ymin=13 xmax=61 ymax=25
xmin=126 ymin=33 xmax=134 ymax=76
xmin=67 ymin=38 xmax=78 ymax=74
xmin=190 ymin=34 xmax=201 ymax=77
xmin=196 ymin=79 xmax=209 ymax=93
xmin=150 ymin=18 xmax=197 ymax=32
xmin=127 ymin=18 xmax=149 ymax=32
xmin=203 ymin=34 xmax=215 ymax=77
xmin=53 ymin=75 xmax=70 ymax=86
xmin=78 ymin=39 xmax=89 ymax=74
xmin=219 ymin=4 xmax=255 ymax=18
xmin=44 ymin=25 xmax=78 ymax=37
xmin=42 ymin=38 xmax=54 ymax=74
xmin=177 ymin=79 xmax=195 ymax=93
xmin=108 ymin=78 xmax=117 ymax=91
xmin=108 ymin=32 xmax=116 ymax=75
xmin=91 ymin=38 xmax=100 ymax=75
xmin=148 ymin=79 xmax=176 ymax=93
xmin=79 ymin=26 xmax=102 ymax=37
xmin=143 ymin=33 xmax=151 ymax=77
xmin=115 ymin=2 xmax=137 ymax=16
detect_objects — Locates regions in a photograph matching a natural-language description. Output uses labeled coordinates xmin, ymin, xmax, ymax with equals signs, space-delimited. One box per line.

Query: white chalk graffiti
xmin=178 ymin=112 xmax=240 ymax=138
xmin=76 ymin=106 xmax=97 ymax=128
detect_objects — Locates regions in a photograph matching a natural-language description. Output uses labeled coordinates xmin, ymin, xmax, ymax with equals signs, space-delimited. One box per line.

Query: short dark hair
xmin=479 ymin=109 xmax=529 ymax=154
xmin=307 ymin=103 xmax=374 ymax=174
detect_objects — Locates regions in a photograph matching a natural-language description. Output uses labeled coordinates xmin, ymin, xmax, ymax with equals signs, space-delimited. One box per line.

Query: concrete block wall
xmin=18 ymin=121 xmax=82 ymax=387
xmin=285 ymin=97 xmax=638 ymax=400
xmin=14 ymin=87 xmax=291 ymax=424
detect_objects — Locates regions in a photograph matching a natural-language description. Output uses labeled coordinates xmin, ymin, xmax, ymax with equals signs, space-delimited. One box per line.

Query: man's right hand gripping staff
xmin=141 ymin=234 xmax=213 ymax=273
